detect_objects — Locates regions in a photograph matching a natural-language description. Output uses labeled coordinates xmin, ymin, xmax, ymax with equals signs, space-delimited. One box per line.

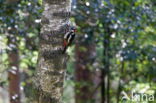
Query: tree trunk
xmin=34 ymin=0 xmax=71 ymax=103
xmin=6 ymin=0 xmax=21 ymax=103
xmin=101 ymin=68 xmax=106 ymax=103
xmin=8 ymin=36 xmax=20 ymax=103
xmin=117 ymin=62 xmax=124 ymax=103
xmin=102 ymin=25 xmax=111 ymax=103
xmin=75 ymin=41 xmax=97 ymax=103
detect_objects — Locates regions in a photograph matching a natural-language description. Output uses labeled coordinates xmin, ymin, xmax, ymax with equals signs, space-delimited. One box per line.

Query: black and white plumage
xmin=63 ymin=27 xmax=76 ymax=53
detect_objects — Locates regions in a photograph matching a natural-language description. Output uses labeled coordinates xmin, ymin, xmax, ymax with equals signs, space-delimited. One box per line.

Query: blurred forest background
xmin=0 ymin=0 xmax=156 ymax=103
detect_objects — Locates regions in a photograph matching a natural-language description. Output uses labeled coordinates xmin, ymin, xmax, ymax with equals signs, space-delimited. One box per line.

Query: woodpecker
xmin=63 ymin=27 xmax=76 ymax=53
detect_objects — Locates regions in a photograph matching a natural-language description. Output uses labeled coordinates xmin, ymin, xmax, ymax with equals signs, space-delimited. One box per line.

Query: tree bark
xmin=102 ymin=25 xmax=111 ymax=103
xmin=75 ymin=41 xmax=97 ymax=103
xmin=101 ymin=68 xmax=106 ymax=103
xmin=8 ymin=51 xmax=20 ymax=103
xmin=34 ymin=0 xmax=71 ymax=103
xmin=7 ymin=35 xmax=20 ymax=103
xmin=5 ymin=0 xmax=21 ymax=103
xmin=117 ymin=62 xmax=124 ymax=103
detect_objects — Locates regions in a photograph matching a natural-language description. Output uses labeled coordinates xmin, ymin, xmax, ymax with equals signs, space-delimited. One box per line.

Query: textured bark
xmin=34 ymin=0 xmax=71 ymax=103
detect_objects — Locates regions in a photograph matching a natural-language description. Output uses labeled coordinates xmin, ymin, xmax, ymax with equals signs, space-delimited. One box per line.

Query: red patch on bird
xmin=74 ymin=29 xmax=77 ymax=32
xmin=63 ymin=41 xmax=67 ymax=46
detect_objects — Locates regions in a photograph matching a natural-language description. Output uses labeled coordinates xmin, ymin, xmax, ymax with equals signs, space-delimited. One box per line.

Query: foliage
xmin=0 ymin=0 xmax=41 ymax=102
xmin=66 ymin=0 xmax=156 ymax=102
xmin=0 ymin=0 xmax=156 ymax=103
